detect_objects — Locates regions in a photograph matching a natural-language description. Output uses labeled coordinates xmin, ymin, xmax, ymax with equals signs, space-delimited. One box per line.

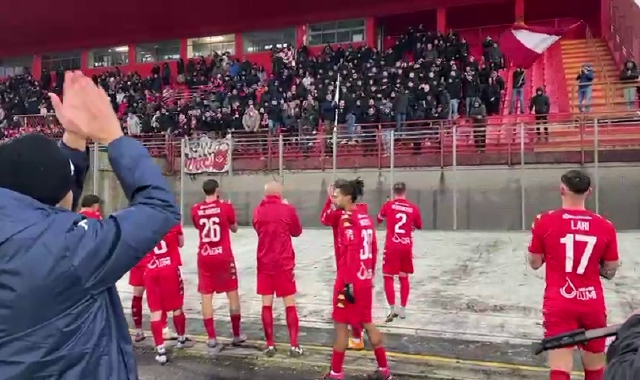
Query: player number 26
xmin=560 ymin=233 xmax=597 ymax=275
xmin=199 ymin=217 xmax=221 ymax=243
xmin=360 ymin=229 xmax=374 ymax=260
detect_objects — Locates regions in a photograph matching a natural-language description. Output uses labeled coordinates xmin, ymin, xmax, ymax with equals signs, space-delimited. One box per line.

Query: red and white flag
xmin=499 ymin=23 xmax=580 ymax=68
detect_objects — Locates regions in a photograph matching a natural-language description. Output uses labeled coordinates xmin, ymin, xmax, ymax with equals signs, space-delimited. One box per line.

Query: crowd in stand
xmin=0 ymin=26 xmax=510 ymax=152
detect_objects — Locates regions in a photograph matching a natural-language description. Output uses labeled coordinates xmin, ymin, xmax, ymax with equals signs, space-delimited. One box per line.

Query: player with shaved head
xmin=253 ymin=181 xmax=304 ymax=357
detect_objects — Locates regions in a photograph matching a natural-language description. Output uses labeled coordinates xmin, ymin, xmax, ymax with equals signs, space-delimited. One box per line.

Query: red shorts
xmin=256 ymin=270 xmax=296 ymax=298
xmin=382 ymin=248 xmax=414 ymax=275
xmin=332 ymin=284 xmax=373 ymax=325
xmin=198 ymin=259 xmax=239 ymax=294
xmin=144 ymin=267 xmax=184 ymax=312
xmin=128 ymin=265 xmax=145 ymax=287
xmin=543 ymin=304 xmax=608 ymax=353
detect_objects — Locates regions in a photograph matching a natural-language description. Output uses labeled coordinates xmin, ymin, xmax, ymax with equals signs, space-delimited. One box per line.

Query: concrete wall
xmin=92 ymin=152 xmax=640 ymax=230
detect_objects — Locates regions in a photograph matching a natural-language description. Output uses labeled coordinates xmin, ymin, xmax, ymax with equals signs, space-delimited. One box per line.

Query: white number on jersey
xmin=395 ymin=213 xmax=407 ymax=234
xmin=154 ymin=240 xmax=168 ymax=255
xmin=360 ymin=229 xmax=374 ymax=260
xmin=560 ymin=233 xmax=597 ymax=274
xmin=199 ymin=217 xmax=221 ymax=243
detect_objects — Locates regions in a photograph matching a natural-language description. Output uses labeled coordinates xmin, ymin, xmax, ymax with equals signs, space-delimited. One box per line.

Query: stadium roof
xmin=1 ymin=0 xmax=502 ymax=56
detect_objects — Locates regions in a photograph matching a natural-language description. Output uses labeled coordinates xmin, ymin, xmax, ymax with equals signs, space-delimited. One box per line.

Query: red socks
xmin=173 ymin=312 xmax=186 ymax=336
xmin=285 ymin=305 xmax=300 ymax=347
xmin=399 ymin=276 xmax=410 ymax=307
xmin=203 ymin=318 xmax=216 ymax=339
xmin=261 ymin=305 xmax=274 ymax=346
xmin=131 ymin=296 xmax=143 ymax=329
xmin=330 ymin=349 xmax=346 ymax=375
xmin=374 ymin=346 xmax=389 ymax=369
xmin=584 ymin=368 xmax=604 ymax=380
xmin=150 ymin=320 xmax=164 ymax=347
xmin=231 ymin=313 xmax=242 ymax=338
xmin=161 ymin=311 xmax=168 ymax=329
xmin=383 ymin=276 xmax=395 ymax=307
xmin=549 ymin=370 xmax=571 ymax=380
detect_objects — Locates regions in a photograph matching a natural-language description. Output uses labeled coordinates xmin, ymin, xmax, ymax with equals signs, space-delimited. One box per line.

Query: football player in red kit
xmin=528 ymin=170 xmax=619 ymax=380
xmin=254 ymin=181 xmax=303 ymax=358
xmin=77 ymin=194 xmax=102 ymax=219
xmin=322 ymin=178 xmax=395 ymax=380
xmin=144 ymin=224 xmax=188 ymax=364
xmin=320 ymin=179 xmax=367 ymax=350
xmin=377 ymin=182 xmax=422 ymax=322
xmin=191 ymin=179 xmax=246 ymax=348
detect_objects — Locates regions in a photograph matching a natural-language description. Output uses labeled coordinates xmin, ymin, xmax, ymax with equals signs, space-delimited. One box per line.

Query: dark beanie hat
xmin=0 ymin=133 xmax=73 ymax=206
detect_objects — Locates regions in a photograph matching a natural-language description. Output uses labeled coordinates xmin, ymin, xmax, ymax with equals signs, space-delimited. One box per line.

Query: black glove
xmin=344 ymin=283 xmax=356 ymax=304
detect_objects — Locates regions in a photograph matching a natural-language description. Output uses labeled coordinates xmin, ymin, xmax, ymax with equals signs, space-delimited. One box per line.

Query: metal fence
xmin=15 ymin=114 xmax=640 ymax=230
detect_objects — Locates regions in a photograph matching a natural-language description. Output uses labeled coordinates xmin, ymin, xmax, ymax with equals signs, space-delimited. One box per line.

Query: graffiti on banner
xmin=184 ymin=136 xmax=231 ymax=174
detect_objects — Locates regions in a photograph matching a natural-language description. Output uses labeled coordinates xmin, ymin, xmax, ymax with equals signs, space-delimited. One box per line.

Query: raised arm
xmin=66 ymin=137 xmax=180 ymax=291
xmin=59 ymin=132 xmax=89 ymax=211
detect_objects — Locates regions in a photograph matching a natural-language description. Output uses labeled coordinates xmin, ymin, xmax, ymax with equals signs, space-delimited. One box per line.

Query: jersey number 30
xmin=199 ymin=217 xmax=221 ymax=243
xmin=560 ymin=233 xmax=597 ymax=275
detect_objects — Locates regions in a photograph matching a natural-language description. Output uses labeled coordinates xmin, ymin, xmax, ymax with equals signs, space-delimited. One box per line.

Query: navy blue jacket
xmin=0 ymin=136 xmax=180 ymax=379
xmin=58 ymin=141 xmax=90 ymax=211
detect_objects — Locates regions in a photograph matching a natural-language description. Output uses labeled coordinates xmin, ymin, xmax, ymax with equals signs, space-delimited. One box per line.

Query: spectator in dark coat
xmin=393 ymin=90 xmax=409 ymax=131
xmin=469 ymin=99 xmax=487 ymax=152
xmin=620 ymin=60 xmax=639 ymax=110
xmin=0 ymin=72 xmax=180 ymax=379
xmin=604 ymin=312 xmax=640 ymax=380
xmin=510 ymin=67 xmax=526 ymax=114
xmin=529 ymin=87 xmax=551 ymax=140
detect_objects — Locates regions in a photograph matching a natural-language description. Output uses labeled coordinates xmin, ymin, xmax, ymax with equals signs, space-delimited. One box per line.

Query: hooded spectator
xmin=242 ymin=105 xmax=261 ymax=132
xmin=619 ymin=60 xmax=639 ymax=110
xmin=469 ymin=98 xmax=487 ymax=152
xmin=529 ymin=87 xmax=551 ymax=141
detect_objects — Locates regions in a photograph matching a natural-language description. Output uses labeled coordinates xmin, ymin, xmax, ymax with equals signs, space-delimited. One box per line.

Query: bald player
xmin=253 ymin=182 xmax=304 ymax=357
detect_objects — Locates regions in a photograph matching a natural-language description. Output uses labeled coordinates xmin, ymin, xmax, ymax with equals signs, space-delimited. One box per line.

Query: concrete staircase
xmin=560 ymin=39 xmax=621 ymax=113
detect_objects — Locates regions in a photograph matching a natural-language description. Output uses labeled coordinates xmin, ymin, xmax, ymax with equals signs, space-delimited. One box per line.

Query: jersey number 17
xmin=560 ymin=233 xmax=597 ymax=275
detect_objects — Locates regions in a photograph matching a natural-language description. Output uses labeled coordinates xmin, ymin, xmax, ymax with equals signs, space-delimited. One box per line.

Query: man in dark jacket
xmin=0 ymin=71 xmax=180 ymax=379
xmin=529 ymin=87 xmax=551 ymax=140
xmin=605 ymin=312 xmax=640 ymax=379
xmin=620 ymin=60 xmax=639 ymax=110
xmin=510 ymin=67 xmax=526 ymax=114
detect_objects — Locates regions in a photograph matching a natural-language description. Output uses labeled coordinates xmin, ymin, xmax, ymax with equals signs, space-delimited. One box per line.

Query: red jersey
xmin=377 ymin=198 xmax=422 ymax=251
xmin=528 ymin=209 xmax=619 ymax=309
xmin=191 ymin=199 xmax=236 ymax=262
xmin=144 ymin=225 xmax=183 ymax=272
xmin=78 ymin=209 xmax=102 ymax=220
xmin=337 ymin=210 xmax=378 ymax=288
xmin=320 ymin=197 xmax=368 ymax=268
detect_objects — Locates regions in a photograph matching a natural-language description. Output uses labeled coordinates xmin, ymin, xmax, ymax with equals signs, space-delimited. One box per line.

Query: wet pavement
xmin=121 ymin=228 xmax=640 ymax=377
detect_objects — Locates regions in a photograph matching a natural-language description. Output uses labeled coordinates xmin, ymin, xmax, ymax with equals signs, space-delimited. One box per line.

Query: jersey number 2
xmin=395 ymin=213 xmax=407 ymax=234
xmin=560 ymin=233 xmax=597 ymax=274
xmin=199 ymin=217 xmax=221 ymax=243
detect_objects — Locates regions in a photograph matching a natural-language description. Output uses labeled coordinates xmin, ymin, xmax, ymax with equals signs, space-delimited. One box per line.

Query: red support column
xmin=128 ymin=44 xmax=136 ymax=66
xmin=179 ymin=39 xmax=188 ymax=60
xmin=365 ymin=18 xmax=376 ymax=47
xmin=81 ymin=50 xmax=90 ymax=70
xmin=296 ymin=24 xmax=307 ymax=47
xmin=32 ymin=55 xmax=42 ymax=80
xmin=234 ymin=33 xmax=244 ymax=60
xmin=436 ymin=8 xmax=446 ymax=34
xmin=515 ymin=0 xmax=525 ymax=23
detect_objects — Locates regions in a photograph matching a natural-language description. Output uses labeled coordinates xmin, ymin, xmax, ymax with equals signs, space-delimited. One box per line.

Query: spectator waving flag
xmin=499 ymin=22 xmax=581 ymax=68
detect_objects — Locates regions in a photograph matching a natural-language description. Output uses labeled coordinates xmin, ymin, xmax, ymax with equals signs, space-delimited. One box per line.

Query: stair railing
xmin=585 ymin=26 xmax=614 ymax=109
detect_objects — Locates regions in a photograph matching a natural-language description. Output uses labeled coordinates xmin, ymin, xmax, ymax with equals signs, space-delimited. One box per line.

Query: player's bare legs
xmin=547 ymin=348 xmax=573 ymax=380
xmin=322 ymin=322 xmax=349 ymax=379
xmin=398 ymin=272 xmax=410 ymax=319
xmin=383 ymin=275 xmax=398 ymax=322
xmin=200 ymin=293 xmax=218 ymax=348
xmin=131 ymin=286 xmax=145 ymax=342
xmin=348 ymin=323 xmax=364 ymax=350
xmin=362 ymin=323 xmax=394 ymax=379
xmin=149 ymin=310 xmax=168 ymax=365
xmin=172 ymin=309 xmax=188 ymax=349
xmin=580 ymin=350 xmax=605 ymax=380
xmin=283 ymin=294 xmax=303 ymax=357
xmin=261 ymin=294 xmax=277 ymax=356
xmin=227 ymin=290 xmax=247 ymax=345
